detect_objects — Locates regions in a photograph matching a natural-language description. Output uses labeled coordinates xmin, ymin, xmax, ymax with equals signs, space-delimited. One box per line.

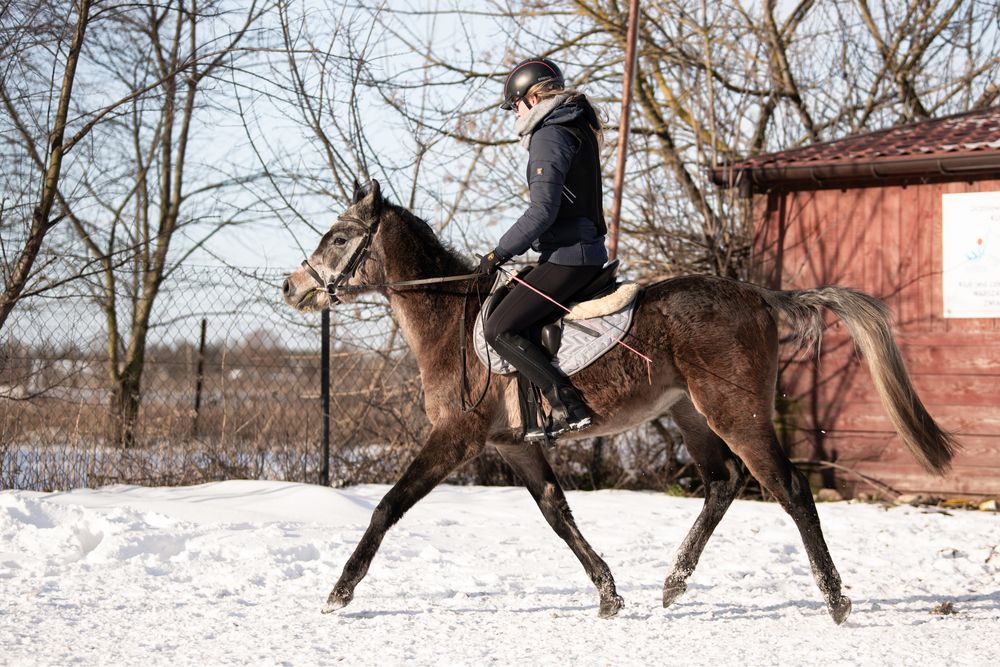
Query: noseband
xmin=300 ymin=215 xmax=379 ymax=305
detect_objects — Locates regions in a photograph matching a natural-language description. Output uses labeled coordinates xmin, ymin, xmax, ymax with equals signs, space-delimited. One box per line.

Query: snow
xmin=1 ymin=480 xmax=998 ymax=665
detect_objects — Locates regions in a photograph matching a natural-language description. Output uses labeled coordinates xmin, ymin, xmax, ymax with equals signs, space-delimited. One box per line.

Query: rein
xmin=340 ymin=272 xmax=482 ymax=293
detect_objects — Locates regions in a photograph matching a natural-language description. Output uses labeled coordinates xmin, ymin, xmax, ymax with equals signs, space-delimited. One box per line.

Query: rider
xmin=478 ymin=57 xmax=609 ymax=439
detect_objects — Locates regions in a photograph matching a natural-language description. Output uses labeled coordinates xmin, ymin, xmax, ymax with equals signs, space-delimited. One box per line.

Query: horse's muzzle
xmin=282 ymin=271 xmax=339 ymax=311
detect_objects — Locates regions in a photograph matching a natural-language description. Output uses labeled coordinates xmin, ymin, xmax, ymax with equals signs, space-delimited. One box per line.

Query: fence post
xmin=320 ymin=307 xmax=330 ymax=486
xmin=608 ymin=0 xmax=641 ymax=260
xmin=192 ymin=317 xmax=207 ymax=437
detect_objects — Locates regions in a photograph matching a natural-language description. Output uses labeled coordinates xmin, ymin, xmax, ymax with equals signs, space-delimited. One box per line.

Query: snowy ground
xmin=1 ymin=481 xmax=998 ymax=666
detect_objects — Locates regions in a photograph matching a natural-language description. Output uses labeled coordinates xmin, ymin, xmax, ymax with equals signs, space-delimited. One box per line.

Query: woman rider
xmin=478 ymin=57 xmax=608 ymax=440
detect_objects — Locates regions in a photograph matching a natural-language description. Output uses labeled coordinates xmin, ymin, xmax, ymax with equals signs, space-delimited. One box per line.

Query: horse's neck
xmin=386 ymin=283 xmax=478 ymax=396
xmin=380 ymin=215 xmax=464 ymax=286
xmin=381 ymin=221 xmax=472 ymax=385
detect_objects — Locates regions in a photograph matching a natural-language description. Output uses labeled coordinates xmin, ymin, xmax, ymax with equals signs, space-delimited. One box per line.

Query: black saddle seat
xmin=569 ymin=259 xmax=620 ymax=303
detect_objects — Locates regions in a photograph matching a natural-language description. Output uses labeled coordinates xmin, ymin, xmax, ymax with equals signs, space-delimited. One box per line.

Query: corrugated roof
xmin=712 ymin=106 xmax=1000 ymax=192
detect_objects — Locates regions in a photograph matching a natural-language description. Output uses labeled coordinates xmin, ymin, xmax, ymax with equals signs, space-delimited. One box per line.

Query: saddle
xmin=472 ymin=259 xmax=641 ymax=376
xmin=472 ymin=260 xmax=640 ymax=441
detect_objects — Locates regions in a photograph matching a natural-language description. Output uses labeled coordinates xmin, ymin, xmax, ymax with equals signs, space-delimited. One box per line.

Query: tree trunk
xmin=109 ymin=366 xmax=143 ymax=448
xmin=588 ymin=437 xmax=605 ymax=490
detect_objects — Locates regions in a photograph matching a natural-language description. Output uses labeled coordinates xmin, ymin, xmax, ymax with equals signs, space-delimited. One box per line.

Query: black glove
xmin=475 ymin=248 xmax=510 ymax=276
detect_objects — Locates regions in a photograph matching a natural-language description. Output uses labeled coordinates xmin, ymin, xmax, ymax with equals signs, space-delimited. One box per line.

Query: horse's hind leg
xmin=661 ymin=397 xmax=748 ymax=608
xmin=324 ymin=424 xmax=483 ymax=613
xmin=687 ymin=381 xmax=852 ymax=624
xmin=736 ymin=429 xmax=850 ymax=624
xmin=494 ymin=442 xmax=624 ymax=618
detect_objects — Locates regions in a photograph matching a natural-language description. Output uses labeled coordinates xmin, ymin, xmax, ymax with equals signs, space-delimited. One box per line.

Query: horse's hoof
xmin=829 ymin=595 xmax=852 ymax=625
xmin=599 ymin=594 xmax=624 ymax=618
xmin=322 ymin=587 xmax=353 ymax=614
xmin=662 ymin=579 xmax=687 ymax=608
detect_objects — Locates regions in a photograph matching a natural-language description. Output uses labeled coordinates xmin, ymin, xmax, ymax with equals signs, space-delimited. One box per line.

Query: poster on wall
xmin=942 ymin=191 xmax=1000 ymax=318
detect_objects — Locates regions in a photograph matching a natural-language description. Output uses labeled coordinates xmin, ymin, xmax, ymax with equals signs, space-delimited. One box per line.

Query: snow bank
xmin=1 ymin=481 xmax=998 ymax=665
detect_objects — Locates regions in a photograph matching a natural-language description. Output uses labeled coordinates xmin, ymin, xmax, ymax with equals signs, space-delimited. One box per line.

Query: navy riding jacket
xmin=496 ymin=103 xmax=609 ymax=266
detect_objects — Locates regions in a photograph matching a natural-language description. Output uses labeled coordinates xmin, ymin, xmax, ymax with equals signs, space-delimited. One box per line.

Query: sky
xmin=183 ymin=1 xmax=528 ymax=273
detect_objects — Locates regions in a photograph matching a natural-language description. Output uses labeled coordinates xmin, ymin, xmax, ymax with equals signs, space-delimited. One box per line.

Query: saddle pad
xmin=473 ymin=287 xmax=640 ymax=377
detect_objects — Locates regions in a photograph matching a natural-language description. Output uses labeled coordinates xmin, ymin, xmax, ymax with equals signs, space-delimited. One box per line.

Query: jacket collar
xmin=514 ymin=94 xmax=570 ymax=149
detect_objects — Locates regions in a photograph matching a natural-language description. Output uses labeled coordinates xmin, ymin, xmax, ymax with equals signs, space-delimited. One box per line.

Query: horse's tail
xmin=758 ymin=285 xmax=958 ymax=474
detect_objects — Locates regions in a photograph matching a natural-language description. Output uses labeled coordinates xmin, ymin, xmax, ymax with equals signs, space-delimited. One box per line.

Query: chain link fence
xmin=0 ymin=264 xmax=433 ymax=490
xmin=1 ymin=264 xmax=689 ymax=493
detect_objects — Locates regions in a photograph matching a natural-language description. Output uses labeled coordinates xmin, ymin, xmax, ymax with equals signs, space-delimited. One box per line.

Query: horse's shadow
xmin=339 ymin=608 xmax=424 ymax=619
xmin=661 ymin=589 xmax=1000 ymax=623
xmin=340 ymin=588 xmax=1000 ymax=622
xmin=339 ymin=600 xmax=592 ymax=619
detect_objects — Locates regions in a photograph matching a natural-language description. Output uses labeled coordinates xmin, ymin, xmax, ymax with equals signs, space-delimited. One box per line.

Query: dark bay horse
xmin=282 ymin=181 xmax=957 ymax=624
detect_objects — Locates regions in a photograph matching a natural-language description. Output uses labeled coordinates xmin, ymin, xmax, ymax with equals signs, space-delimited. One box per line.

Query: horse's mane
xmin=385 ymin=200 xmax=474 ymax=275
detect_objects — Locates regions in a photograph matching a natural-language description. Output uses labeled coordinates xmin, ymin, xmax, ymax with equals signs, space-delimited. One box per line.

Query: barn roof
xmin=712 ymin=106 xmax=1000 ymax=194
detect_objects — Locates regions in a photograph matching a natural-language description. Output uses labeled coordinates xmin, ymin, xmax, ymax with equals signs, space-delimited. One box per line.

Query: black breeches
xmin=484 ymin=262 xmax=601 ymax=388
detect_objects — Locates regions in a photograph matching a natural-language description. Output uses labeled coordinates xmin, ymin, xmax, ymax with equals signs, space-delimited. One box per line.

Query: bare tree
xmin=0 ymin=0 xmax=93 ymax=331
xmin=58 ymin=0 xmax=269 ymax=447
xmin=345 ymin=0 xmax=997 ymax=278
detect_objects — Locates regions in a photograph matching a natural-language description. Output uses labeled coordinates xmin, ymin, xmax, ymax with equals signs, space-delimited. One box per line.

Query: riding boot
xmin=491 ymin=331 xmax=593 ymax=439
xmin=541 ymin=383 xmax=593 ymax=435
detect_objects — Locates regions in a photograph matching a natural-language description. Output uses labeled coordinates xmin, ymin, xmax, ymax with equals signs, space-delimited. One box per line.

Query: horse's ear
xmin=368 ymin=179 xmax=383 ymax=219
xmin=351 ymin=179 xmax=383 ymax=219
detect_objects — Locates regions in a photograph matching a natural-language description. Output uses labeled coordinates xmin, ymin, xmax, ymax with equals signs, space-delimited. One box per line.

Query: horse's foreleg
xmin=662 ymin=399 xmax=748 ymax=608
xmin=494 ymin=442 xmax=624 ymax=618
xmin=324 ymin=425 xmax=484 ymax=613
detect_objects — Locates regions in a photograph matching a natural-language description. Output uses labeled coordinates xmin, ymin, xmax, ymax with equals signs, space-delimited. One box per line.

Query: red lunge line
xmin=501 ymin=269 xmax=653 ymax=384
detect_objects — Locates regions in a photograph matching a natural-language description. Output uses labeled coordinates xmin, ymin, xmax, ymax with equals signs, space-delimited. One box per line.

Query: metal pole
xmin=320 ymin=307 xmax=331 ymax=486
xmin=192 ymin=317 xmax=207 ymax=438
xmin=608 ymin=0 xmax=641 ymax=261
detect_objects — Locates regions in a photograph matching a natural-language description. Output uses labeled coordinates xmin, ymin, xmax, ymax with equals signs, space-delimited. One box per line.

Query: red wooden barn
xmin=712 ymin=107 xmax=1000 ymax=498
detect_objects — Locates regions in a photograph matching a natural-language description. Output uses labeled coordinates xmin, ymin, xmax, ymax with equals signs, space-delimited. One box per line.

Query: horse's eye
xmin=334 ymin=237 xmax=347 ymax=246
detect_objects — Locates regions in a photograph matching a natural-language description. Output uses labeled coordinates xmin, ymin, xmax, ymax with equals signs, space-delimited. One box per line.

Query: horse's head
xmin=282 ymin=179 xmax=388 ymax=311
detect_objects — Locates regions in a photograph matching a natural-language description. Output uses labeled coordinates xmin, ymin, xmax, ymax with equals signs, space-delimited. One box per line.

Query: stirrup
xmin=544 ymin=384 xmax=593 ymax=437
xmin=525 ymin=412 xmax=592 ymax=443
xmin=524 ymin=426 xmax=549 ymax=442
xmin=547 ymin=414 xmax=592 ymax=437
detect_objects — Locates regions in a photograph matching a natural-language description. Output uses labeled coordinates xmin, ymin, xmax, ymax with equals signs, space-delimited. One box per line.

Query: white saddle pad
xmin=473 ymin=282 xmax=641 ymax=377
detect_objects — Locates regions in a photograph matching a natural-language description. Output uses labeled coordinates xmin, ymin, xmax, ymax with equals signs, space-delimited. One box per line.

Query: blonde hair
xmin=527 ymin=80 xmax=606 ymax=146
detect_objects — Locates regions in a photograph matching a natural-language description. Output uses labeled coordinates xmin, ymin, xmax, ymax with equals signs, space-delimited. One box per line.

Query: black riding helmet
xmin=500 ymin=58 xmax=564 ymax=110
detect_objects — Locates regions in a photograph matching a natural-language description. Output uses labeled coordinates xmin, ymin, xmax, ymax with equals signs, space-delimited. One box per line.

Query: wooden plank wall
xmin=755 ymin=178 xmax=1000 ymax=497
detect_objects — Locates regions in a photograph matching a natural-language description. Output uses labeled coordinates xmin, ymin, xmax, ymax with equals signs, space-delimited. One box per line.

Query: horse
xmin=281 ymin=180 xmax=957 ymax=624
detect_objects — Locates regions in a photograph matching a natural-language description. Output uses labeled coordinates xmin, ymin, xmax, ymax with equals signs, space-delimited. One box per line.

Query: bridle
xmin=299 ymin=214 xmax=484 ymax=303
xmin=298 ymin=212 xmax=494 ymax=411
xmin=300 ymin=214 xmax=380 ymax=305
